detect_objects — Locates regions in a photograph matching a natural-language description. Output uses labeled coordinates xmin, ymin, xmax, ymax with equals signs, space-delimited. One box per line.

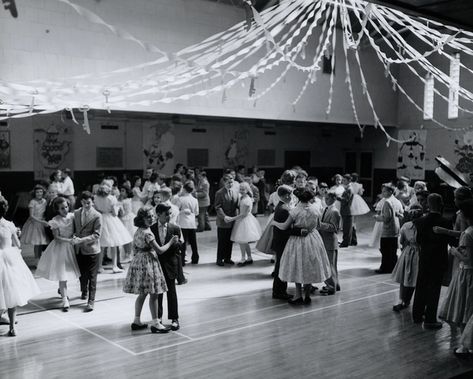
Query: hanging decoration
xmin=2 ymin=0 xmax=473 ymax=144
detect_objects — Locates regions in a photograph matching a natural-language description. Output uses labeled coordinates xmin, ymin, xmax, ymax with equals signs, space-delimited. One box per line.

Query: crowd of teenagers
xmin=0 ymin=165 xmax=472 ymax=357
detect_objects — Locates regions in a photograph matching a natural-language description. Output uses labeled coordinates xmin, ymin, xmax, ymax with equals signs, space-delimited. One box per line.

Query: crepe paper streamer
xmin=79 ymin=105 xmax=91 ymax=134
xmin=65 ymin=107 xmax=79 ymax=125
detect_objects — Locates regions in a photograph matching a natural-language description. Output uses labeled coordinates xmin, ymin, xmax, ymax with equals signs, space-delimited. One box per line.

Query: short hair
xmin=277 ymin=184 xmax=293 ymax=198
xmin=280 ymin=170 xmax=296 ymax=185
xmin=239 ymin=182 xmax=253 ymax=196
xmin=326 ymin=192 xmax=337 ymax=201
xmin=307 ymin=176 xmax=318 ymax=182
xmin=319 ymin=182 xmax=328 ymax=188
xmin=183 ymin=180 xmax=195 ymax=193
xmin=80 ymin=191 xmax=94 ymax=201
xmin=53 ymin=196 xmax=68 ymax=211
xmin=33 ymin=184 xmax=46 ymax=194
xmin=171 ymin=174 xmax=183 ymax=182
xmin=134 ymin=206 xmax=154 ymax=228
xmin=293 ymin=188 xmax=316 ymax=203
xmin=172 ymin=181 xmax=182 ymax=195
xmin=199 ymin=171 xmax=207 ymax=178
xmin=295 ymin=170 xmax=308 ymax=179
xmin=159 ymin=186 xmax=172 ymax=198
xmin=404 ymin=204 xmax=423 ymax=222
xmin=332 ymin=174 xmax=343 ymax=182
xmin=155 ymin=203 xmax=171 ymax=215
xmin=96 ymin=184 xmax=111 ymax=196
xmin=149 ymin=173 xmax=159 ymax=182
xmin=351 ymin=173 xmax=359 ymax=182
xmin=222 ymin=174 xmax=233 ymax=182
xmin=343 ymin=174 xmax=352 ymax=181
xmin=454 ymin=186 xmax=472 ymax=201
xmin=132 ymin=176 xmax=141 ymax=186
xmin=0 ymin=196 xmax=8 ymax=218
xmin=120 ymin=186 xmax=132 ymax=198
xmin=63 ymin=168 xmax=72 ymax=175
xmin=382 ymin=183 xmax=395 ymax=193
xmin=427 ymin=193 xmax=443 ymax=212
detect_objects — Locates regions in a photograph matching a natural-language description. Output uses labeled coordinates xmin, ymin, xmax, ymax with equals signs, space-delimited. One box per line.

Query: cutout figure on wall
xmin=143 ymin=122 xmax=174 ymax=174
xmin=397 ymin=130 xmax=426 ymax=180
xmin=224 ymin=128 xmax=249 ymax=168
xmin=34 ymin=123 xmax=73 ymax=180
xmin=454 ymin=130 xmax=473 ymax=175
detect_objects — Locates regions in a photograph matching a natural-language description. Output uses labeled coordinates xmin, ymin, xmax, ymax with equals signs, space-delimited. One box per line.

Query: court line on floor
xmin=134 ymin=288 xmax=398 ymax=356
xmin=114 ymin=280 xmax=394 ymax=344
xmin=338 ymin=272 xmax=399 ymax=288
xmin=29 ymin=301 xmax=137 ymax=356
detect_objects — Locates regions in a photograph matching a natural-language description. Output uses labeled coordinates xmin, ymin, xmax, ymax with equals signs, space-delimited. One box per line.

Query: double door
xmin=345 ymin=151 xmax=373 ymax=201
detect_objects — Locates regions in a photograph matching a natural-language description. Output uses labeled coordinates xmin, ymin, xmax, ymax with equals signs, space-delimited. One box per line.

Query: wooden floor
xmin=1 ymin=214 xmax=473 ymax=379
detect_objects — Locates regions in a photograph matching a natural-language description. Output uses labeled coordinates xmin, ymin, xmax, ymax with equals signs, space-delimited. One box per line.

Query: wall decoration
xmin=96 ymin=147 xmax=123 ymax=168
xmin=143 ymin=122 xmax=175 ymax=174
xmin=5 ymin=0 xmax=473 ymax=144
xmin=454 ymin=130 xmax=473 ymax=174
xmin=34 ymin=123 xmax=73 ymax=181
xmin=397 ymin=129 xmax=426 ymax=180
xmin=0 ymin=130 xmax=11 ymax=168
xmin=224 ymin=127 xmax=249 ymax=168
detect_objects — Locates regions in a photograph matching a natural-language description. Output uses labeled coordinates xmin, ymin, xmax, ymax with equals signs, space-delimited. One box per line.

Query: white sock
xmin=152 ymin=318 xmax=159 ymax=326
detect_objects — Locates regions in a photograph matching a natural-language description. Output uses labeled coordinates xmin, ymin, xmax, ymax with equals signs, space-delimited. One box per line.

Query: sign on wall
xmin=34 ymin=123 xmax=73 ymax=181
xmin=143 ymin=122 xmax=175 ymax=175
xmin=397 ymin=129 xmax=426 ymax=180
xmin=0 ymin=130 xmax=11 ymax=169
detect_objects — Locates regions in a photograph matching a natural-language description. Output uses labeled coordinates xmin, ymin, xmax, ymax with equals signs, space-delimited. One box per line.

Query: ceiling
xmin=212 ymin=0 xmax=473 ymax=31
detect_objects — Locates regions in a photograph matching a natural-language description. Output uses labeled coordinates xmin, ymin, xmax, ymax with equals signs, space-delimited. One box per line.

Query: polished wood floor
xmin=1 ymin=214 xmax=473 ymax=379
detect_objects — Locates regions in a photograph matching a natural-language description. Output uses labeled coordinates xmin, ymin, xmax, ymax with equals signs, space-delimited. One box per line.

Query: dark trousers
xmin=197 ymin=206 xmax=211 ymax=231
xmin=217 ymin=227 xmax=233 ymax=263
xmin=272 ymin=249 xmax=287 ymax=295
xmin=176 ymin=246 xmax=186 ymax=284
xmin=412 ymin=267 xmax=443 ymax=323
xmin=400 ymin=284 xmax=415 ymax=305
xmin=341 ymin=215 xmax=356 ymax=245
xmin=379 ymin=237 xmax=398 ymax=273
xmin=158 ymin=272 xmax=178 ymax=320
xmin=324 ymin=249 xmax=339 ymax=289
xmin=77 ymin=252 xmax=100 ymax=302
xmin=182 ymin=228 xmax=199 ymax=263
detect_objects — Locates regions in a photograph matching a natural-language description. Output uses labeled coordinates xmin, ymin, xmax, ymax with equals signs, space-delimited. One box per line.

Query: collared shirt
xmin=62 ymin=176 xmax=75 ymax=196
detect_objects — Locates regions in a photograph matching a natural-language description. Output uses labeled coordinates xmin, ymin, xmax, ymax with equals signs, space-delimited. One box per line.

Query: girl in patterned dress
xmin=273 ymin=188 xmax=331 ymax=305
xmin=36 ymin=197 xmax=80 ymax=312
xmin=229 ymin=182 xmax=262 ymax=266
xmin=123 ymin=207 xmax=179 ymax=333
xmin=0 ymin=196 xmax=40 ymax=336
xmin=21 ymin=185 xmax=50 ymax=261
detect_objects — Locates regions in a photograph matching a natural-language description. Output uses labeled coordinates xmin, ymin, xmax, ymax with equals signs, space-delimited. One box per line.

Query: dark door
xmin=285 ymin=151 xmax=311 ymax=170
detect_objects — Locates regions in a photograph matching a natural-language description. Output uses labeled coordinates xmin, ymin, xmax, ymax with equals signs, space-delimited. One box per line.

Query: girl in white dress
xmin=118 ymin=186 xmax=137 ymax=262
xmin=0 ymin=197 xmax=40 ymax=336
xmin=229 ymin=182 xmax=262 ymax=266
xmin=21 ymin=185 xmax=50 ymax=260
xmin=94 ymin=184 xmax=133 ymax=273
xmin=131 ymin=176 xmax=146 ymax=214
xmin=330 ymin=174 xmax=345 ymax=212
xmin=36 ymin=197 xmax=80 ymax=311
xmin=349 ymin=173 xmax=370 ymax=216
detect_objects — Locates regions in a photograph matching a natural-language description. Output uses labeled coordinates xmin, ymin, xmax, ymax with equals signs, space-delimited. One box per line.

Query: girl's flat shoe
xmin=245 ymin=259 xmax=254 ymax=265
xmin=303 ymin=296 xmax=312 ymax=305
xmin=8 ymin=329 xmax=16 ymax=337
xmin=288 ymin=297 xmax=304 ymax=305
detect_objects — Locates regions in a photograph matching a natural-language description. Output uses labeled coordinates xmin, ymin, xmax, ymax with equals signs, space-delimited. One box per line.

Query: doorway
xmin=345 ymin=151 xmax=374 ymax=201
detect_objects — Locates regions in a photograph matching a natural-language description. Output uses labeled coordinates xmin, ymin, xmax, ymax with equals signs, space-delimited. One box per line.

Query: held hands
xmin=170 ymin=235 xmax=180 ymax=244
xmin=433 ymin=226 xmax=448 ymax=235
xmin=301 ymin=228 xmax=310 ymax=237
xmin=224 ymin=215 xmax=233 ymax=223
xmin=71 ymin=236 xmax=82 ymax=245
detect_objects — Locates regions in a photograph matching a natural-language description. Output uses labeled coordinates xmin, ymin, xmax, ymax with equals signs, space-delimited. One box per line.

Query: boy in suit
xmin=271 ymin=185 xmax=308 ymax=300
xmin=72 ymin=191 xmax=102 ymax=312
xmin=339 ymin=174 xmax=355 ymax=247
xmin=318 ymin=192 xmax=341 ymax=295
xmin=413 ymin=193 xmax=454 ymax=329
xmin=151 ymin=203 xmax=182 ymax=331
xmin=214 ymin=174 xmax=239 ymax=266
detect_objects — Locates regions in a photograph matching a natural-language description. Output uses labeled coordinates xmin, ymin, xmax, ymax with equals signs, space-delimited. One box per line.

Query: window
xmin=448 ymin=53 xmax=460 ymax=119
xmin=423 ymin=74 xmax=434 ymax=120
